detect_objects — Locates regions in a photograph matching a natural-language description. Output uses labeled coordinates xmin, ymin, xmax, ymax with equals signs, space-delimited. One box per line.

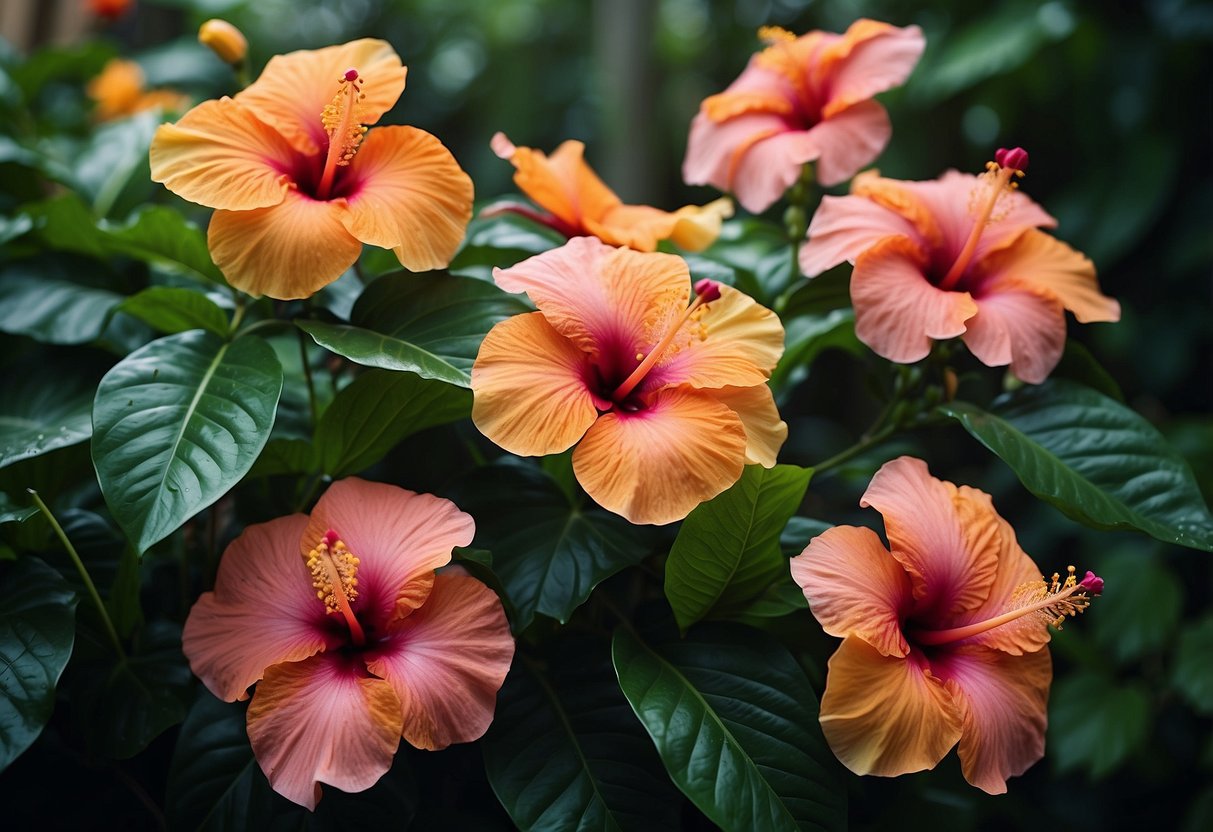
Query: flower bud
xmin=1079 ymin=570 xmax=1104 ymax=595
xmin=994 ymin=146 xmax=1029 ymax=173
xmin=693 ymin=279 xmax=722 ymax=303
xmin=199 ymin=19 xmax=248 ymax=66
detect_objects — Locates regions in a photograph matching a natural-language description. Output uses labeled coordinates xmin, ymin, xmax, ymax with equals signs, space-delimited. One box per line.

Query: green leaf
xmin=72 ymin=110 xmax=158 ymax=213
xmin=779 ymin=516 xmax=833 ymax=557
xmin=449 ymin=212 xmax=564 ymax=280
xmin=612 ymin=622 xmax=846 ymax=832
xmin=248 ymin=437 xmax=317 ymax=479
xmin=0 ymin=557 xmax=77 ymax=772
xmin=1048 ymin=672 xmax=1150 ymax=778
xmin=450 ymin=462 xmax=660 ymax=630
xmin=939 ymin=380 xmax=1213 ymax=551
xmin=300 ymin=270 xmax=529 ymax=388
xmin=0 ymin=355 xmax=96 ymax=469
xmin=770 ymin=310 xmax=861 ymax=397
xmin=484 ymin=644 xmax=681 ymax=832
xmin=1089 ymin=549 xmax=1182 ymax=665
xmin=118 ymin=286 xmax=231 ymax=336
xmin=92 ymin=331 xmax=283 ymax=552
xmin=665 ymin=464 xmax=812 ymax=631
xmin=0 ymin=493 xmax=37 ymax=525
xmin=314 ymin=369 xmax=470 ymax=477
xmin=1173 ymin=616 xmax=1213 ymax=715
xmin=1052 ymin=340 xmax=1124 ymax=403
xmin=0 ymin=272 xmax=122 ymax=344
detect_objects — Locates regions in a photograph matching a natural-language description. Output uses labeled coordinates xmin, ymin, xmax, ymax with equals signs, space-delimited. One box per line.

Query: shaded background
xmin=2 ymin=0 xmax=1211 ymax=829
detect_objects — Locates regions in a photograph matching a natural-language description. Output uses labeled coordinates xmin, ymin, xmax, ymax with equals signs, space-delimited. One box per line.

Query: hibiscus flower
xmin=470 ymin=237 xmax=786 ymax=525
xmin=683 ymin=20 xmax=925 ymax=213
xmin=790 ymin=456 xmax=1102 ymax=793
xmin=150 ymin=39 xmax=473 ymax=300
xmin=798 ymin=148 xmax=1120 ymax=382
xmin=182 ymin=478 xmax=514 ymax=809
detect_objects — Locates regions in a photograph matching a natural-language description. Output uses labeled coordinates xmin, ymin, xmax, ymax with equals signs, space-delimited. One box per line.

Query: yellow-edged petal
xmin=492 ymin=132 xmax=620 ymax=230
xmin=710 ymin=384 xmax=786 ymax=466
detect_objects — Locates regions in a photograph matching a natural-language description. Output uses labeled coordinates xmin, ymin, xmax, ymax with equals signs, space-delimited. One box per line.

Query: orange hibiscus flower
xmin=790 ymin=457 xmax=1103 ymax=793
xmin=683 ymin=20 xmax=924 ymax=213
xmin=87 ymin=59 xmax=189 ymax=122
xmin=149 ymin=39 xmax=473 ymax=300
xmin=183 ymin=478 xmax=514 ymax=809
xmin=488 ymin=132 xmax=732 ymax=252
xmin=471 ymin=237 xmax=786 ymax=525
xmin=799 ymin=148 xmax=1120 ymax=382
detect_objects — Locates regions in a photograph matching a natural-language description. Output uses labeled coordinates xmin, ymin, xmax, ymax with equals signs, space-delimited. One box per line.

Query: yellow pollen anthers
xmin=936 ymin=154 xmax=1027 ymax=292
xmin=305 ymin=530 xmax=365 ymax=644
xmin=612 ymin=280 xmax=719 ymax=402
xmin=316 ymin=68 xmax=369 ymax=200
xmin=758 ymin=25 xmax=797 ymax=45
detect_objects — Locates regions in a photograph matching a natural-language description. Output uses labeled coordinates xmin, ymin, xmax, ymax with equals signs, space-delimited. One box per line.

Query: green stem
xmin=298 ymin=328 xmax=319 ymax=427
xmin=228 ymin=294 xmax=247 ymax=336
xmin=28 ymin=489 xmax=126 ymax=660
xmin=810 ymin=424 xmax=896 ymax=475
xmin=236 ymin=319 xmax=291 ymax=339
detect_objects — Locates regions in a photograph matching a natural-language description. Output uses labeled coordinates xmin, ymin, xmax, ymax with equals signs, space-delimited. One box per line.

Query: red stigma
xmin=322 ymin=529 xmax=340 ymax=547
xmin=694 ymin=278 xmax=722 ymax=303
xmin=995 ymin=146 xmax=1029 ymax=172
xmin=343 ymin=68 xmax=360 ymax=83
xmin=1079 ymin=570 xmax=1104 ymax=595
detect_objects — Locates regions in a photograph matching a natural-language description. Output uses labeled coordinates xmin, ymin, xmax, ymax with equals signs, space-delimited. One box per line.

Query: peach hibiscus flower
xmin=799 ymin=148 xmax=1120 ymax=382
xmin=87 ymin=59 xmax=189 ymax=122
xmin=488 ymin=132 xmax=732 ymax=252
xmin=470 ymin=237 xmax=786 ymax=525
xmin=790 ymin=457 xmax=1103 ymax=793
xmin=182 ymin=478 xmax=514 ymax=809
xmin=150 ymin=39 xmax=473 ymax=300
xmin=683 ymin=20 xmax=925 ymax=214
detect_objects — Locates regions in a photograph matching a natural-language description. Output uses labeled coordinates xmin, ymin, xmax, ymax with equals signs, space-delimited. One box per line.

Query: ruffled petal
xmin=342 ymin=126 xmax=473 ymax=271
xmin=492 ymin=133 xmax=619 ymax=230
xmin=933 ymin=645 xmax=1051 ymax=794
xmin=797 ymin=99 xmax=891 ymax=188
xmin=819 ymin=21 xmax=925 ymax=118
xmin=790 ymin=525 xmax=913 ymax=657
xmin=246 ymin=653 xmax=403 ymax=810
xmin=860 ymin=457 xmax=998 ymax=619
xmin=977 ymin=229 xmax=1120 ymax=323
xmin=819 ymin=636 xmax=963 ymax=777
xmin=710 ymin=384 xmax=787 ymax=467
xmin=800 ymin=193 xmax=920 ymax=276
xmin=149 ymin=98 xmax=296 ymax=211
xmin=572 ymin=387 xmax=747 ymax=525
xmin=962 ymin=278 xmax=1067 ymax=384
xmin=303 ymin=479 xmax=475 ymax=626
xmin=236 ymin=39 xmax=407 ymax=156
xmin=207 ymin=191 xmax=362 ymax=300
xmin=850 ymin=236 xmax=977 ymax=364
xmin=682 ymin=109 xmax=792 ymax=213
xmin=471 ymin=311 xmax=599 ymax=456
xmin=183 ymin=515 xmax=332 ymax=702
xmin=647 ymin=284 xmax=785 ymax=390
xmin=586 ymin=204 xmax=677 ymax=252
xmin=668 ymin=197 xmax=734 ymax=252
xmin=365 ymin=571 xmax=514 ymax=750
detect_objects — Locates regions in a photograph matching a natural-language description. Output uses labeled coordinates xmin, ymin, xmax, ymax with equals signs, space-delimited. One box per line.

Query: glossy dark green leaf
xmin=1172 ymin=616 xmax=1213 ymax=715
xmin=0 ymin=272 xmax=122 ymax=344
xmin=449 ymin=212 xmax=564 ymax=280
xmin=939 ymin=380 xmax=1213 ymax=551
xmin=315 ymin=369 xmax=470 ymax=477
xmin=484 ymin=644 xmax=680 ymax=831
xmin=300 ymin=270 xmax=529 ymax=388
xmin=0 ymin=357 xmax=95 ymax=469
xmin=118 ymin=286 xmax=230 ymax=336
xmin=92 ymin=331 xmax=283 ymax=552
xmin=248 ymin=437 xmax=317 ymax=479
xmin=0 ymin=493 xmax=37 ymax=525
xmin=612 ymin=623 xmax=845 ymax=832
xmin=1048 ymin=672 xmax=1150 ymax=778
xmin=0 ymin=557 xmax=78 ymax=772
xmin=450 ymin=463 xmax=659 ymax=629
xmin=770 ymin=310 xmax=861 ymax=396
xmin=72 ymin=110 xmax=158 ymax=212
xmin=1089 ymin=549 xmax=1182 ymax=665
xmin=1052 ymin=340 xmax=1124 ymax=403
xmin=779 ymin=516 xmax=833 ymax=557
xmin=665 ymin=465 xmax=812 ymax=631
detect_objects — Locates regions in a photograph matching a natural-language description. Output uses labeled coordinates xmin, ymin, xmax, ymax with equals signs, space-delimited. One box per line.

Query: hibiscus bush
xmin=1 ymin=0 xmax=1210 ymax=829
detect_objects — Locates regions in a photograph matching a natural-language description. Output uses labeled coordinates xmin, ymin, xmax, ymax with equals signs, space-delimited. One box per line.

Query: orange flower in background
xmin=183 ymin=478 xmax=514 ymax=809
xmin=683 ymin=20 xmax=925 ymax=214
xmin=489 ymin=132 xmax=732 ymax=252
xmin=471 ymin=237 xmax=786 ymax=525
xmin=790 ymin=457 xmax=1103 ymax=793
xmin=149 ymin=39 xmax=473 ymax=299
xmin=87 ymin=58 xmax=189 ymax=122
xmin=799 ymin=148 xmax=1120 ymax=382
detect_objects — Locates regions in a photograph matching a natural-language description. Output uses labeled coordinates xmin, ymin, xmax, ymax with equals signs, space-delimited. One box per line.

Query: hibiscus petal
xmin=933 ymin=645 xmax=1051 ymax=794
xmin=711 ymin=383 xmax=787 ymax=467
xmin=819 ymin=21 xmax=925 ymax=119
xmin=207 ymin=191 xmax=362 ymax=300
xmin=682 ymin=109 xmax=792 ymax=213
xmin=471 ymin=311 xmax=599 ymax=456
xmin=797 ymin=99 xmax=891 ymax=188
xmin=342 ymin=126 xmax=473 ymax=271
xmin=668 ymin=197 xmax=734 ymax=252
xmin=790 ymin=525 xmax=912 ymax=657
xmin=304 ymin=479 xmax=475 ymax=625
xmin=819 ymin=636 xmax=963 ymax=777
xmin=962 ymin=278 xmax=1066 ymax=384
xmin=493 ymin=133 xmax=620 ymax=230
xmin=149 ymin=98 xmax=296 ymax=211
xmin=978 ymin=229 xmax=1120 ymax=323
xmin=236 ymin=39 xmax=407 ymax=156
xmin=800 ymin=193 xmax=919 ymax=277
xmin=246 ymin=653 xmax=404 ymax=810
xmin=587 ymin=204 xmax=676 ymax=252
xmin=647 ymin=284 xmax=784 ymax=390
xmin=572 ymin=387 xmax=747 ymax=525
xmin=860 ymin=457 xmax=998 ymax=619
xmin=365 ymin=571 xmax=514 ymax=751
xmin=183 ymin=515 xmax=333 ymax=702
xmin=850 ymin=236 xmax=978 ymax=364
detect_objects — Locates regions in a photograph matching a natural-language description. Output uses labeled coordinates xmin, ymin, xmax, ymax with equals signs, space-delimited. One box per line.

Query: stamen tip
xmin=1079 ymin=570 xmax=1104 ymax=595
xmin=322 ymin=529 xmax=340 ymax=547
xmin=693 ymin=278 xmax=722 ymax=303
xmin=994 ymin=146 xmax=1029 ymax=173
xmin=343 ymin=68 xmax=360 ymax=82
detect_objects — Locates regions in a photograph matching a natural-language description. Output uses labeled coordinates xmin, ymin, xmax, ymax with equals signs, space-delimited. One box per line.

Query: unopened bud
xmin=693 ymin=279 xmax=722 ymax=303
xmin=994 ymin=146 xmax=1029 ymax=173
xmin=199 ymin=19 xmax=248 ymax=66
xmin=1079 ymin=570 xmax=1104 ymax=595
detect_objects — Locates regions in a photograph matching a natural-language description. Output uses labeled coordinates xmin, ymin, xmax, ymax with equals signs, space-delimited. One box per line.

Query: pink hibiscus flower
xmin=182 ymin=478 xmax=514 ymax=809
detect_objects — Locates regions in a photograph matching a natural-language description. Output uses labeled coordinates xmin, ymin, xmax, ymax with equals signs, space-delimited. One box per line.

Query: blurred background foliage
xmin=0 ymin=0 xmax=1210 ymax=829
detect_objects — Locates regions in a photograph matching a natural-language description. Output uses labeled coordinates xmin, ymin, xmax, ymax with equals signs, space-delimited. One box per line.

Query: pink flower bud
xmin=995 ymin=146 xmax=1029 ymax=172
xmin=1079 ymin=570 xmax=1104 ymax=595
xmin=694 ymin=278 xmax=722 ymax=302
